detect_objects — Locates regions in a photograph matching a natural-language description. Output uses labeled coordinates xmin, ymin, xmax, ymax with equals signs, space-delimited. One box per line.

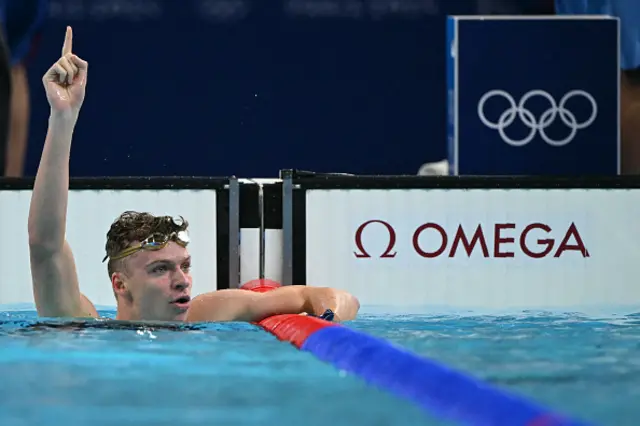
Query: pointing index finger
xmin=61 ymin=26 xmax=72 ymax=56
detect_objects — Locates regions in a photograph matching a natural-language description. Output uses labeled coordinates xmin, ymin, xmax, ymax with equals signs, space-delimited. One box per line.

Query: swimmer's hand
xmin=308 ymin=288 xmax=359 ymax=322
xmin=43 ymin=26 xmax=88 ymax=116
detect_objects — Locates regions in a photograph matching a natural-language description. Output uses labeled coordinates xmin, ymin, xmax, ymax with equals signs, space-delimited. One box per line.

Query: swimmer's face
xmin=114 ymin=242 xmax=193 ymax=321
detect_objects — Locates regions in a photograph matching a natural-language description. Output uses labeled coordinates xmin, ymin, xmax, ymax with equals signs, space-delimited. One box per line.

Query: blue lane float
xmin=246 ymin=281 xmax=595 ymax=426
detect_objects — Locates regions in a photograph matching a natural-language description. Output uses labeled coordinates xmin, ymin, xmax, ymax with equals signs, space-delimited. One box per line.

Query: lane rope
xmin=241 ymin=279 xmax=595 ymax=426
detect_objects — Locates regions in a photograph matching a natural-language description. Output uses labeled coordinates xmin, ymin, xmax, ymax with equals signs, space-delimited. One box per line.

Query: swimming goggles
xmin=103 ymin=217 xmax=190 ymax=262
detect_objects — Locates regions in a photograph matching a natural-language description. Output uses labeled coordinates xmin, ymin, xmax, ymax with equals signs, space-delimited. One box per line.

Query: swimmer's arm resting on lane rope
xmin=27 ymin=27 xmax=96 ymax=319
xmin=186 ymin=286 xmax=360 ymax=323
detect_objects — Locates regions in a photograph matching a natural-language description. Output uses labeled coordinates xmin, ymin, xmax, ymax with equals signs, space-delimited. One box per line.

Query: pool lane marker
xmin=240 ymin=280 xmax=595 ymax=426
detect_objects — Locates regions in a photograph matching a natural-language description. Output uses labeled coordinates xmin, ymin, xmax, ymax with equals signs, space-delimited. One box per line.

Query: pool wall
xmin=1 ymin=173 xmax=639 ymax=314
xmin=0 ymin=178 xmax=228 ymax=307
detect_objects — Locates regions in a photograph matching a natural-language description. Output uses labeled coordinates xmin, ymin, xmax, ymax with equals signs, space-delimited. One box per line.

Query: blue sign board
xmin=447 ymin=16 xmax=620 ymax=175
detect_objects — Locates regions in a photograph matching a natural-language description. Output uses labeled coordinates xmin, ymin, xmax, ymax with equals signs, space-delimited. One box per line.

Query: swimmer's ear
xmin=111 ymin=273 xmax=127 ymax=293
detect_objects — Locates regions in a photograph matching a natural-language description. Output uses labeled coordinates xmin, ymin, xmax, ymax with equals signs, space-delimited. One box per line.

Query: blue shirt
xmin=0 ymin=0 xmax=48 ymax=65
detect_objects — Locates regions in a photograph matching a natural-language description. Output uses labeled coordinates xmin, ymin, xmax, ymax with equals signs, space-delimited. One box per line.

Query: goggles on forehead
xmin=102 ymin=216 xmax=190 ymax=262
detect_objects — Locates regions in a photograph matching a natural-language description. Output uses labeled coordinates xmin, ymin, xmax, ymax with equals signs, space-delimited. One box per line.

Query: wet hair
xmin=104 ymin=211 xmax=189 ymax=278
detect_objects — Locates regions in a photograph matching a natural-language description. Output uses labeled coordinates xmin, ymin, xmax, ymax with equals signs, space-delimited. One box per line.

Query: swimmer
xmin=27 ymin=26 xmax=360 ymax=323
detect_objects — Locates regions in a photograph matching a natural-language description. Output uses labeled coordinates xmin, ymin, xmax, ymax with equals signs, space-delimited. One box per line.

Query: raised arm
xmin=28 ymin=26 xmax=95 ymax=318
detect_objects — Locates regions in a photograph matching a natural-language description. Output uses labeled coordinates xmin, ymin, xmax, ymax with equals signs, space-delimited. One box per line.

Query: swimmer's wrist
xmin=49 ymin=109 xmax=79 ymax=124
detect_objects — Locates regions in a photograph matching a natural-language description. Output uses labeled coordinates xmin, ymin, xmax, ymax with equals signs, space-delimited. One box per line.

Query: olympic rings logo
xmin=477 ymin=90 xmax=598 ymax=147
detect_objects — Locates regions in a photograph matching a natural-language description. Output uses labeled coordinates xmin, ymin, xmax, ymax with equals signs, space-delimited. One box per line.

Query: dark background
xmin=14 ymin=0 xmax=553 ymax=177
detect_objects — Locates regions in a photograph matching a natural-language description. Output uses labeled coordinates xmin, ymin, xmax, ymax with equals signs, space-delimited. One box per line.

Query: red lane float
xmin=240 ymin=279 xmax=337 ymax=348
xmin=240 ymin=278 xmax=283 ymax=293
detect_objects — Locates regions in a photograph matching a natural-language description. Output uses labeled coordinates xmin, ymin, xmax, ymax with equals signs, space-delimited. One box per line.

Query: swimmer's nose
xmin=171 ymin=269 xmax=191 ymax=290
xmin=171 ymin=267 xmax=191 ymax=289
xmin=172 ymin=280 xmax=190 ymax=291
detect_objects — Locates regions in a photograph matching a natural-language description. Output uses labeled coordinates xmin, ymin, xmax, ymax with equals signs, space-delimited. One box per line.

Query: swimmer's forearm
xmin=188 ymin=286 xmax=359 ymax=322
xmin=28 ymin=112 xmax=77 ymax=251
xmin=245 ymin=286 xmax=359 ymax=322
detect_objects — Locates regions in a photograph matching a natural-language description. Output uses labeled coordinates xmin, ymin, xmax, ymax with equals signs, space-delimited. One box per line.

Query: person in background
xmin=0 ymin=23 xmax=10 ymax=172
xmin=555 ymin=0 xmax=640 ymax=174
xmin=0 ymin=0 xmax=48 ymax=177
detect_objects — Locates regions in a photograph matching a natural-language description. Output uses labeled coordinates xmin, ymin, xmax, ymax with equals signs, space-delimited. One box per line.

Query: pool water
xmin=1 ymin=309 xmax=639 ymax=426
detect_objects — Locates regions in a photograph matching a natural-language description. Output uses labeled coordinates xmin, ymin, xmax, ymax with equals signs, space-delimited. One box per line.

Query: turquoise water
xmin=1 ymin=309 xmax=639 ymax=426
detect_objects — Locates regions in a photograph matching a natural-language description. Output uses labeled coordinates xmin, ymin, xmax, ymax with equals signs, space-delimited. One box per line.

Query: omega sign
xmin=353 ymin=220 xmax=590 ymax=259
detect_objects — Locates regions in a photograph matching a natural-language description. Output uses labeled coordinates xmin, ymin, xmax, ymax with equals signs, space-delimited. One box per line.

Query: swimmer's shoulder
xmin=80 ymin=293 xmax=99 ymax=318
